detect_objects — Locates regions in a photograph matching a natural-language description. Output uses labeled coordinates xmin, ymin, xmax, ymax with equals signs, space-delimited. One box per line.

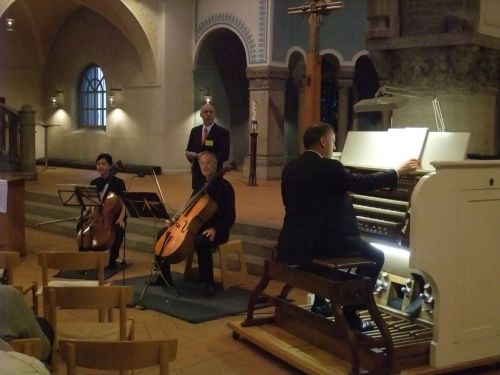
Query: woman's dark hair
xmin=96 ymin=153 xmax=113 ymax=165
xmin=303 ymin=122 xmax=333 ymax=149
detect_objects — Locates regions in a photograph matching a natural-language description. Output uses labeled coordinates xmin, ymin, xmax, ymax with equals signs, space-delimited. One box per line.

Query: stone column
xmin=243 ymin=66 xmax=288 ymax=180
xmin=19 ymin=105 xmax=37 ymax=179
xmin=367 ymin=0 xmax=500 ymax=156
xmin=337 ymin=79 xmax=352 ymax=151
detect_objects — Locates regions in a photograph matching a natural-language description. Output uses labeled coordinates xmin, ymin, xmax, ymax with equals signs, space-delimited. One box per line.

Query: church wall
xmin=0 ymin=5 xmax=45 ymax=159
xmin=161 ymin=0 xmax=195 ymax=172
xmin=272 ymin=0 xmax=369 ymax=65
xmin=42 ymin=1 xmax=196 ymax=173
xmin=44 ymin=8 xmax=158 ymax=166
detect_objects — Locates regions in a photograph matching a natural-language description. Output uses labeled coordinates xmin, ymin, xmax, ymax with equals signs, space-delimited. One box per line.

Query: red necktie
xmin=201 ymin=126 xmax=208 ymax=144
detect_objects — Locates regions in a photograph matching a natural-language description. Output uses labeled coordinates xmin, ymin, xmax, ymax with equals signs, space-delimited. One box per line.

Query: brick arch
xmin=195 ymin=12 xmax=266 ymax=65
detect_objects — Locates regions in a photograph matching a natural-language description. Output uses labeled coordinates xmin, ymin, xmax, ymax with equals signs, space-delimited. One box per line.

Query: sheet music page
xmin=0 ymin=179 xmax=7 ymax=213
xmin=420 ymin=132 xmax=470 ymax=171
xmin=340 ymin=128 xmax=428 ymax=169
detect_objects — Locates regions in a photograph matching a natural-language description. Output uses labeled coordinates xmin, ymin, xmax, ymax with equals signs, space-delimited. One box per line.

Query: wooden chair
xmin=59 ymin=339 xmax=178 ymax=375
xmin=7 ymin=338 xmax=44 ymax=360
xmin=0 ymin=251 xmax=38 ymax=314
xmin=46 ymin=286 xmax=135 ymax=357
xmin=184 ymin=239 xmax=249 ymax=289
xmin=0 ymin=251 xmax=20 ymax=284
xmin=37 ymin=251 xmax=107 ymax=317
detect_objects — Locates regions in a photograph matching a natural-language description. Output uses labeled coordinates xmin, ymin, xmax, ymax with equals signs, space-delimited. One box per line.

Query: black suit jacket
xmin=276 ymin=151 xmax=398 ymax=265
xmin=186 ymin=123 xmax=230 ymax=190
xmin=200 ymin=176 xmax=236 ymax=244
xmin=90 ymin=175 xmax=126 ymax=200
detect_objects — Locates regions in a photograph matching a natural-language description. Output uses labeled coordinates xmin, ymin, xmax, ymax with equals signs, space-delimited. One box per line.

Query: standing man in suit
xmin=186 ymin=103 xmax=230 ymax=191
xmin=276 ymin=122 xmax=420 ymax=331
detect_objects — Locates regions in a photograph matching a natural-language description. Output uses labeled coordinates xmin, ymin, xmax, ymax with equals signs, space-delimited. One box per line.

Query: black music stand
xmin=56 ymin=184 xmax=103 ymax=250
xmin=121 ymin=192 xmax=178 ymax=309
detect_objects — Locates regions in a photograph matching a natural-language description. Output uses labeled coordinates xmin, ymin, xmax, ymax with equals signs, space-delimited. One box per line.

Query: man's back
xmin=277 ymin=150 xmax=398 ymax=265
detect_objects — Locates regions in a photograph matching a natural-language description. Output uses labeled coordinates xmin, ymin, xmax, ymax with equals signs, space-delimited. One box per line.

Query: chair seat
xmin=312 ymin=257 xmax=375 ymax=270
xmin=36 ymin=279 xmax=99 ymax=296
xmin=58 ymin=320 xmax=134 ymax=341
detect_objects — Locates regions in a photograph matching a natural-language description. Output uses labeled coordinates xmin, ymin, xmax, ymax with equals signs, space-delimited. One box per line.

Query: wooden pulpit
xmin=0 ymin=177 xmax=26 ymax=255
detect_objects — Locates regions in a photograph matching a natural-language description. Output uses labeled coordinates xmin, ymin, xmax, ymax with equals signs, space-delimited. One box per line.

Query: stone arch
xmin=195 ymin=13 xmax=261 ymax=65
xmin=194 ymin=28 xmax=249 ymax=166
xmin=285 ymin=46 xmax=306 ymax=66
xmin=320 ymin=48 xmax=346 ymax=66
xmin=351 ymin=49 xmax=370 ymax=65
xmin=352 ymin=54 xmax=382 ymax=130
xmin=0 ymin=0 xmax=158 ymax=83
xmin=75 ymin=0 xmax=158 ymax=83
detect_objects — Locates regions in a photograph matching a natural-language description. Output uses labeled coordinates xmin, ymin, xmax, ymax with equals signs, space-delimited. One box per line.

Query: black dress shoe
xmin=203 ymin=284 xmax=216 ymax=297
xmin=310 ymin=301 xmax=333 ymax=317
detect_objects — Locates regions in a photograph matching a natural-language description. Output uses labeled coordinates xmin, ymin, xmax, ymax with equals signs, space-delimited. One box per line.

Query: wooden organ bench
xmin=228 ymin=259 xmax=432 ymax=375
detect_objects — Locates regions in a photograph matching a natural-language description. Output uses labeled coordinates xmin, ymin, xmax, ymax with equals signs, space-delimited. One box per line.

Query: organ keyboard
xmin=230 ymin=130 xmax=500 ymax=374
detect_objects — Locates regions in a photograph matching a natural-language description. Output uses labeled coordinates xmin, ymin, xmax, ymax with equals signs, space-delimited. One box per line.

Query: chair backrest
xmin=38 ymin=251 xmax=107 ymax=318
xmin=46 ymin=286 xmax=133 ymax=341
xmin=37 ymin=251 xmax=106 ymax=287
xmin=59 ymin=339 xmax=177 ymax=375
xmin=7 ymin=338 xmax=44 ymax=360
xmin=0 ymin=251 xmax=21 ymax=284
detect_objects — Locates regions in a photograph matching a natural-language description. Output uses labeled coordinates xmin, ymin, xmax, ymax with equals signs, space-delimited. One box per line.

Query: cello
xmin=77 ymin=161 xmax=125 ymax=251
xmin=154 ymin=164 xmax=233 ymax=263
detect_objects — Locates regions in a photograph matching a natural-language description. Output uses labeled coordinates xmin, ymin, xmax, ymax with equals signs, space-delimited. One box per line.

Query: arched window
xmin=79 ymin=64 xmax=107 ymax=127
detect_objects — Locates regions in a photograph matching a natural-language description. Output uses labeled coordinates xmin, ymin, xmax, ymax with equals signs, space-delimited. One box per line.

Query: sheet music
xmin=420 ymin=132 xmax=470 ymax=171
xmin=340 ymin=128 xmax=428 ymax=169
xmin=0 ymin=179 xmax=7 ymax=213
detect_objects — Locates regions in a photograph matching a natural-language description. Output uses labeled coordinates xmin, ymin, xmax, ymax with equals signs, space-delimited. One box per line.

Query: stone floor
xmin=7 ymin=166 xmax=500 ymax=374
xmin=26 ymin=166 xmax=285 ymax=229
xmin=18 ymin=227 xmax=305 ymax=375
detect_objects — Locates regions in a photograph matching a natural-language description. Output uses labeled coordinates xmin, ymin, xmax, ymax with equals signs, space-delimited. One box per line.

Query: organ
xmin=230 ymin=128 xmax=500 ymax=373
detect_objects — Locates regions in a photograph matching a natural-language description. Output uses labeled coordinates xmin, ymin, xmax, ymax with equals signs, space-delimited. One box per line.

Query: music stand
xmin=56 ymin=184 xmax=103 ymax=250
xmin=121 ymin=192 xmax=178 ymax=308
xmin=121 ymin=192 xmax=171 ymax=221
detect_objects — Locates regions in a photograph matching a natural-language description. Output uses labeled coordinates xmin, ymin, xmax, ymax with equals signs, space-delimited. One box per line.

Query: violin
xmin=154 ymin=164 xmax=233 ymax=263
xmin=77 ymin=160 xmax=124 ymax=251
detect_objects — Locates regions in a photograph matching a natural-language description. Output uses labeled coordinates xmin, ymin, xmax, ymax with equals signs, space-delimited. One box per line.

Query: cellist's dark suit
xmin=186 ymin=124 xmax=230 ymax=191
xmin=193 ymin=176 xmax=236 ymax=288
xmin=276 ymin=150 xmax=398 ymax=282
xmin=155 ymin=176 xmax=236 ymax=294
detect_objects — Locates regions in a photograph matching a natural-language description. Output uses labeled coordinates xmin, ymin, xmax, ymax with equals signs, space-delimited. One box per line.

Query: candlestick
xmin=251 ymin=100 xmax=257 ymax=121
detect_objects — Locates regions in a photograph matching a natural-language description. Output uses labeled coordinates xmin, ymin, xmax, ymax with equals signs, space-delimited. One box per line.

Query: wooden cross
xmin=288 ymin=1 xmax=344 ymax=137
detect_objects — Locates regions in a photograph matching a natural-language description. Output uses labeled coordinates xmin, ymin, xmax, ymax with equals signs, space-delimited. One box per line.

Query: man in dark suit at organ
xmin=276 ymin=122 xmax=420 ymax=331
xmin=186 ymin=103 xmax=230 ymax=191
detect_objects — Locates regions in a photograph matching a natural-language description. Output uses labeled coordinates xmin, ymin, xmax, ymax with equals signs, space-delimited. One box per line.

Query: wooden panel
xmin=228 ymin=320 xmax=352 ymax=375
xmin=0 ymin=177 xmax=25 ymax=254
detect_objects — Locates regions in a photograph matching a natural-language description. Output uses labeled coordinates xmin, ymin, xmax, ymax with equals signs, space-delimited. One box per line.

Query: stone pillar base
xmin=242 ymin=155 xmax=284 ymax=181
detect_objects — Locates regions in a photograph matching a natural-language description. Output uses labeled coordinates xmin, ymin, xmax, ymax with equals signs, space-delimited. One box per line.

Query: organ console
xmin=230 ymin=128 xmax=500 ymax=373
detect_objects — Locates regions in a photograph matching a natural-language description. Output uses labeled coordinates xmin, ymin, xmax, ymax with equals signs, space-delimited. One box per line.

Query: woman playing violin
xmin=155 ymin=151 xmax=235 ymax=297
xmin=80 ymin=153 xmax=126 ymax=269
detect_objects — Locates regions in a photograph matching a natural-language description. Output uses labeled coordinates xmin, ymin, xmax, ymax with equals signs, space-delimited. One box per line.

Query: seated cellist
xmin=153 ymin=151 xmax=236 ymax=297
xmin=78 ymin=153 xmax=126 ymax=270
